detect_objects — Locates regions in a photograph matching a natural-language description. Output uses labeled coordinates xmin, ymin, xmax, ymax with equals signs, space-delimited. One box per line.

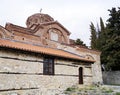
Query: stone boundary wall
xmin=102 ymin=71 xmax=120 ymax=85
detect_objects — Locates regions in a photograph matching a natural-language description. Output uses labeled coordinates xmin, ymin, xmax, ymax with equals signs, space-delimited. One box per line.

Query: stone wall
xmin=0 ymin=49 xmax=93 ymax=95
xmin=103 ymin=71 xmax=120 ymax=85
xmin=47 ymin=40 xmax=103 ymax=84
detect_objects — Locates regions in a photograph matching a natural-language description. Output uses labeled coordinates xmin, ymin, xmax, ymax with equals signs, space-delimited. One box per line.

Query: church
xmin=0 ymin=13 xmax=102 ymax=94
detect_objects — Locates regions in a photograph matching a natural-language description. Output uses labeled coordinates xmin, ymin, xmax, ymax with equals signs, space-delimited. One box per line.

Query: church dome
xmin=26 ymin=13 xmax=54 ymax=28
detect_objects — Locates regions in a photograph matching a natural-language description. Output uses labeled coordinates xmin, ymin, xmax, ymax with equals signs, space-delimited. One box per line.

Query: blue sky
xmin=0 ymin=0 xmax=120 ymax=46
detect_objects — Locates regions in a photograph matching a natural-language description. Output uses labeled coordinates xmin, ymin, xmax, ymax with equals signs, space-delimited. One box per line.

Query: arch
xmin=45 ymin=28 xmax=68 ymax=43
xmin=85 ymin=55 xmax=94 ymax=60
xmin=79 ymin=67 xmax=83 ymax=84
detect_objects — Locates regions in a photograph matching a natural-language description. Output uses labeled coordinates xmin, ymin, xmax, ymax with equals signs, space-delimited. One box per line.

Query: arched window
xmin=79 ymin=67 xmax=83 ymax=84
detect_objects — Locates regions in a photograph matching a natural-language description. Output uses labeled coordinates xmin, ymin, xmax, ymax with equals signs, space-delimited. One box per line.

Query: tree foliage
xmin=90 ymin=7 xmax=120 ymax=70
xmin=74 ymin=38 xmax=87 ymax=47
xmin=90 ymin=22 xmax=97 ymax=49
xmin=103 ymin=7 xmax=120 ymax=70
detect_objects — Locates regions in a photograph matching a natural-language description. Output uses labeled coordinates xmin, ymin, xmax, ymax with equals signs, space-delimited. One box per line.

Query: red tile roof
xmin=0 ymin=39 xmax=95 ymax=63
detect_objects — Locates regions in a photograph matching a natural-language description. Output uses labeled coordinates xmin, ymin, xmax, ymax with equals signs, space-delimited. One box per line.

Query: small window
xmin=43 ymin=57 xmax=54 ymax=75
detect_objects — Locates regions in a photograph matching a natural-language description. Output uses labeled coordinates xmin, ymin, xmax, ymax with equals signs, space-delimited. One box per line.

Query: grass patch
xmin=78 ymin=85 xmax=96 ymax=91
xmin=116 ymin=92 xmax=120 ymax=95
xmin=64 ymin=85 xmax=115 ymax=94
xmin=65 ymin=86 xmax=77 ymax=94
xmin=100 ymin=87 xmax=113 ymax=93
xmin=66 ymin=87 xmax=76 ymax=91
xmin=104 ymin=89 xmax=113 ymax=93
xmin=107 ymin=84 xmax=120 ymax=86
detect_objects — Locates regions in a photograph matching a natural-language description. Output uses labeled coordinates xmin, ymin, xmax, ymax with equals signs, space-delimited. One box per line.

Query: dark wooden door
xmin=79 ymin=67 xmax=83 ymax=84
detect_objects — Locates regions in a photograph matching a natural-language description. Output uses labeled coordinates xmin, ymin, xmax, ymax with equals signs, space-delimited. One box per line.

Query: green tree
xmin=102 ymin=7 xmax=120 ymax=70
xmin=98 ymin=17 xmax=107 ymax=50
xmin=90 ymin=7 xmax=120 ymax=70
xmin=90 ymin=18 xmax=106 ymax=50
xmin=90 ymin=22 xmax=97 ymax=49
xmin=74 ymin=38 xmax=87 ymax=47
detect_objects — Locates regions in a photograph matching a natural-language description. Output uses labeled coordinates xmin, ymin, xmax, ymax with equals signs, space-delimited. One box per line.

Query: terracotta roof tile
xmin=0 ymin=39 xmax=95 ymax=63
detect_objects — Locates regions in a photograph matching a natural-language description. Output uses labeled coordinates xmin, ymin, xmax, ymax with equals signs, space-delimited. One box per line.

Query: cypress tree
xmin=90 ymin=22 xmax=97 ymax=49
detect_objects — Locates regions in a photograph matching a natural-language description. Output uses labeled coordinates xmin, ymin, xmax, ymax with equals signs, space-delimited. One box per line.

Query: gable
xmin=41 ymin=21 xmax=71 ymax=35
xmin=33 ymin=21 xmax=71 ymax=44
